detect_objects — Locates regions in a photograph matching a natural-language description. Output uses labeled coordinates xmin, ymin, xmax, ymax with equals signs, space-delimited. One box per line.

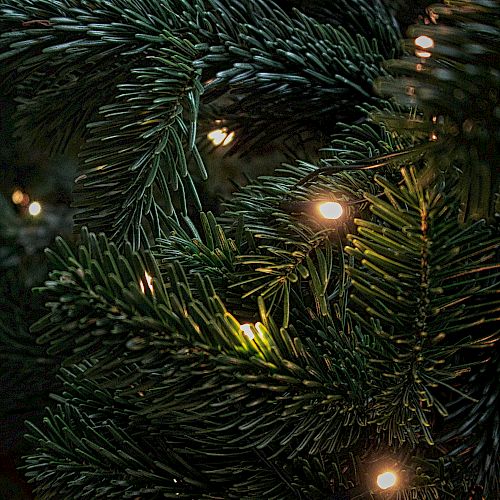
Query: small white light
xmin=240 ymin=324 xmax=255 ymax=340
xmin=28 ymin=201 xmax=42 ymax=216
xmin=415 ymin=36 xmax=434 ymax=59
xmin=208 ymin=127 xmax=235 ymax=147
xmin=415 ymin=49 xmax=432 ymax=58
xmin=318 ymin=201 xmax=343 ymax=220
xmin=140 ymin=271 xmax=154 ymax=294
xmin=377 ymin=471 xmax=397 ymax=490
xmin=415 ymin=35 xmax=434 ymax=49
xmin=222 ymin=130 xmax=235 ymax=146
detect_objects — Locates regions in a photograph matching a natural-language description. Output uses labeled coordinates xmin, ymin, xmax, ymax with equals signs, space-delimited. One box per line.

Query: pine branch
xmin=4 ymin=1 xmax=498 ymax=497
xmin=345 ymin=167 xmax=500 ymax=449
xmin=196 ymin=0 xmax=400 ymax=151
xmin=0 ymin=0 xmax=208 ymax=248
xmin=0 ymin=0 xmax=401 ymax=247
xmin=216 ymin=118 xmax=410 ymax=325
xmin=73 ymin=42 xmax=206 ymax=248
xmin=25 ymin=401 xmax=208 ymax=498
xmin=27 ymin=228 xmax=376 ymax=497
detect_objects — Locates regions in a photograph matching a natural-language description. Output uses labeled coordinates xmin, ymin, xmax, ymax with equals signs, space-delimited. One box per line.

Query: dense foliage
xmin=0 ymin=0 xmax=498 ymax=498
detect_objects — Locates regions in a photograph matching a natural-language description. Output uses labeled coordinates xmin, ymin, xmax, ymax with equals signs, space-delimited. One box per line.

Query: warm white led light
xmin=208 ymin=128 xmax=227 ymax=146
xmin=208 ymin=127 xmax=235 ymax=147
xmin=140 ymin=271 xmax=154 ymax=294
xmin=28 ymin=201 xmax=42 ymax=216
xmin=222 ymin=130 xmax=235 ymax=146
xmin=240 ymin=324 xmax=255 ymax=340
xmin=415 ymin=35 xmax=434 ymax=58
xmin=12 ymin=189 xmax=24 ymax=205
xmin=377 ymin=471 xmax=397 ymax=490
xmin=415 ymin=35 xmax=434 ymax=49
xmin=415 ymin=49 xmax=432 ymax=58
xmin=318 ymin=201 xmax=343 ymax=220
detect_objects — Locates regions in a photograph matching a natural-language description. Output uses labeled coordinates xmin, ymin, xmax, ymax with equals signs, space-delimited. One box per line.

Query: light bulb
xmin=208 ymin=127 xmax=234 ymax=146
xmin=11 ymin=189 xmax=24 ymax=205
xmin=415 ymin=35 xmax=434 ymax=49
xmin=140 ymin=271 xmax=154 ymax=294
xmin=318 ymin=201 xmax=343 ymax=220
xmin=240 ymin=324 xmax=255 ymax=340
xmin=377 ymin=471 xmax=397 ymax=490
xmin=208 ymin=128 xmax=227 ymax=146
xmin=415 ymin=35 xmax=434 ymax=59
xmin=222 ymin=130 xmax=235 ymax=146
xmin=28 ymin=201 xmax=42 ymax=216
xmin=415 ymin=50 xmax=432 ymax=58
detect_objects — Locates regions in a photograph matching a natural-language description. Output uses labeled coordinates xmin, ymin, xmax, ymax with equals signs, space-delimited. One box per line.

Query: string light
xmin=318 ymin=201 xmax=343 ymax=220
xmin=28 ymin=201 xmax=42 ymax=216
xmin=415 ymin=49 xmax=432 ymax=59
xmin=415 ymin=35 xmax=434 ymax=49
xmin=207 ymin=127 xmax=235 ymax=146
xmin=255 ymin=322 xmax=266 ymax=337
xmin=12 ymin=189 xmax=30 ymax=206
xmin=377 ymin=471 xmax=397 ymax=490
xmin=415 ymin=35 xmax=434 ymax=59
xmin=11 ymin=189 xmax=24 ymax=205
xmin=140 ymin=271 xmax=154 ymax=294
xmin=240 ymin=323 xmax=255 ymax=340
xmin=222 ymin=131 xmax=235 ymax=146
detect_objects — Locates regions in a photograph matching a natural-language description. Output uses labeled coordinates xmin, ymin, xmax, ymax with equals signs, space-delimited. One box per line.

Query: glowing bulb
xmin=240 ymin=324 xmax=255 ymax=340
xmin=415 ymin=35 xmax=434 ymax=49
xmin=415 ymin=50 xmax=432 ymax=58
xmin=377 ymin=471 xmax=397 ymax=490
xmin=208 ymin=128 xmax=227 ymax=146
xmin=28 ymin=201 xmax=42 ymax=216
xmin=222 ymin=130 xmax=235 ymax=146
xmin=208 ymin=127 xmax=234 ymax=146
xmin=415 ymin=35 xmax=434 ymax=59
xmin=318 ymin=201 xmax=343 ymax=220
xmin=12 ymin=189 xmax=24 ymax=205
xmin=140 ymin=271 xmax=154 ymax=294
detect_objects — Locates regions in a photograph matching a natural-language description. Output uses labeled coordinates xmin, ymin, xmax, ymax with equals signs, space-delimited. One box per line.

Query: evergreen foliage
xmin=376 ymin=0 xmax=500 ymax=221
xmin=0 ymin=0 xmax=498 ymax=498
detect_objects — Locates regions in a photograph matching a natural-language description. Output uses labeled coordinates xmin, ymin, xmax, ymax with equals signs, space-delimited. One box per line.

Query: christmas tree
xmin=0 ymin=0 xmax=498 ymax=498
